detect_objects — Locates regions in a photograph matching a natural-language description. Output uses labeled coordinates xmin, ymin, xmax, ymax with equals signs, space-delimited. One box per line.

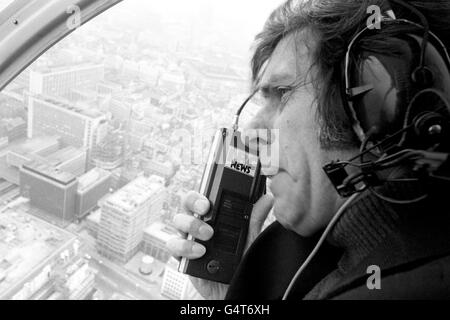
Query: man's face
xmin=250 ymin=32 xmax=356 ymax=236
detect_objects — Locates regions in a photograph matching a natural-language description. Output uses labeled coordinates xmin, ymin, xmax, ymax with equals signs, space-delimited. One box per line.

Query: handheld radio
xmin=178 ymin=127 xmax=266 ymax=284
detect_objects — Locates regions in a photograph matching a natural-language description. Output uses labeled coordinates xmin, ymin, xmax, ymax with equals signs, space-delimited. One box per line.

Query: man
xmin=167 ymin=0 xmax=450 ymax=300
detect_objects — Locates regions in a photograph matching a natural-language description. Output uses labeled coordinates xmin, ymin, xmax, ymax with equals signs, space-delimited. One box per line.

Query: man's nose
xmin=243 ymin=107 xmax=272 ymax=131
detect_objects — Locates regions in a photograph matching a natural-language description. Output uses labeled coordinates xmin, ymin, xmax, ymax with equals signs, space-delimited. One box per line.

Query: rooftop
xmin=0 ymin=207 xmax=76 ymax=299
xmin=22 ymin=161 xmax=77 ymax=186
xmin=0 ymin=118 xmax=26 ymax=130
xmin=103 ymin=175 xmax=165 ymax=214
xmin=144 ymin=222 xmax=179 ymax=243
xmin=31 ymin=94 xmax=105 ymax=120
xmin=46 ymin=146 xmax=86 ymax=168
xmin=86 ymin=208 xmax=102 ymax=224
xmin=33 ymin=63 xmax=104 ymax=75
xmin=10 ymin=136 xmax=60 ymax=157
xmin=184 ymin=59 xmax=244 ymax=81
xmin=78 ymin=168 xmax=111 ymax=193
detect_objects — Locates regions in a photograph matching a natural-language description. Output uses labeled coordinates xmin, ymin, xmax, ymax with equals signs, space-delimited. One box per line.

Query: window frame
xmin=0 ymin=0 xmax=123 ymax=91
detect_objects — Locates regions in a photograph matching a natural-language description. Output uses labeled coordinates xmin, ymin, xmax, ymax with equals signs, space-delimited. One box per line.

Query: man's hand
xmin=166 ymin=190 xmax=274 ymax=300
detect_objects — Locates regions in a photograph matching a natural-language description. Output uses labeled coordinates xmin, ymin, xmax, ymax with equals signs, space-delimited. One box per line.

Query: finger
xmin=166 ymin=238 xmax=206 ymax=259
xmin=249 ymin=194 xmax=274 ymax=234
xmin=182 ymin=191 xmax=210 ymax=216
xmin=173 ymin=214 xmax=214 ymax=241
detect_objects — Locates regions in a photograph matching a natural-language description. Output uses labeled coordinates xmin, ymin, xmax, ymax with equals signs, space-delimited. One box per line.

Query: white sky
xmin=139 ymin=0 xmax=281 ymax=19
xmin=0 ymin=0 xmax=284 ymax=57
xmin=0 ymin=0 xmax=283 ymax=21
xmin=121 ymin=0 xmax=284 ymax=43
xmin=0 ymin=0 xmax=283 ymax=39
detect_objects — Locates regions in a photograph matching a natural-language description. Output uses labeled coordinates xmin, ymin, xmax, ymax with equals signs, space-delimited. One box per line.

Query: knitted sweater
xmin=226 ymin=182 xmax=450 ymax=300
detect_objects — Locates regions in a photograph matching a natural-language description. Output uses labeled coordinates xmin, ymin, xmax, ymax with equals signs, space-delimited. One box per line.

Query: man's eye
xmin=276 ymin=86 xmax=289 ymax=95
xmin=276 ymin=87 xmax=292 ymax=102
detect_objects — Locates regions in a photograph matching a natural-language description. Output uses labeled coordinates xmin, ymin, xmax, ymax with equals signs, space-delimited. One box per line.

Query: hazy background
xmin=108 ymin=0 xmax=284 ymax=62
xmin=0 ymin=0 xmax=285 ymax=301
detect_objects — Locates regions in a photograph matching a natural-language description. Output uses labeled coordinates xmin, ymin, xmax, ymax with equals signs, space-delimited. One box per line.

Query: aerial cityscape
xmin=0 ymin=0 xmax=277 ymax=300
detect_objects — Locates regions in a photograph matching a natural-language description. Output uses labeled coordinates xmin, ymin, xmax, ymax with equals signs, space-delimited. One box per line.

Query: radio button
xmin=207 ymin=260 xmax=221 ymax=274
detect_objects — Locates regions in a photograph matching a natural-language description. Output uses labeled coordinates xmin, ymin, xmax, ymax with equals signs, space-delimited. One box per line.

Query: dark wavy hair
xmin=251 ymin=0 xmax=450 ymax=149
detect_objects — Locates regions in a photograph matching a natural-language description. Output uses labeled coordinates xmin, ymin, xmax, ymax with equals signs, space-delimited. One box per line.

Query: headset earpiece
xmin=412 ymin=66 xmax=435 ymax=87
xmin=343 ymin=19 xmax=450 ymax=152
xmin=325 ymin=3 xmax=450 ymax=199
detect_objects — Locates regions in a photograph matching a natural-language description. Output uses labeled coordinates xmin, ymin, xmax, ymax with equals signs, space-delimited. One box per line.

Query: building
xmin=128 ymin=132 xmax=148 ymax=152
xmin=0 ymin=90 xmax=27 ymax=116
xmin=45 ymin=146 xmax=87 ymax=177
xmin=75 ymin=168 xmax=111 ymax=220
xmin=69 ymin=88 xmax=98 ymax=102
xmin=109 ymin=168 xmax=124 ymax=190
xmin=0 ymin=179 xmax=20 ymax=204
xmin=58 ymin=259 xmax=96 ymax=300
xmin=97 ymin=81 xmax=123 ymax=96
xmin=138 ymin=62 xmax=163 ymax=87
xmin=0 ymin=118 xmax=27 ymax=142
xmin=19 ymin=162 xmax=78 ymax=225
xmin=4 ymin=139 xmax=86 ymax=191
xmin=130 ymin=118 xmax=155 ymax=137
xmin=139 ymin=255 xmax=155 ymax=276
xmin=6 ymin=136 xmax=61 ymax=169
xmin=91 ymin=131 xmax=123 ymax=170
xmin=145 ymin=176 xmax=167 ymax=227
xmin=141 ymin=222 xmax=177 ymax=263
xmin=10 ymin=247 xmax=94 ymax=300
xmin=29 ymin=64 xmax=105 ymax=98
xmin=183 ymin=59 xmax=247 ymax=97
xmin=96 ymin=175 xmax=166 ymax=263
xmin=161 ymin=258 xmax=191 ymax=300
xmin=27 ymin=95 xmax=107 ymax=150
xmin=0 ymin=209 xmax=78 ymax=300
xmin=160 ymin=258 xmax=203 ymax=300
xmin=6 ymin=150 xmax=33 ymax=170
xmin=8 ymin=144 xmax=86 ymax=177
xmin=85 ymin=209 xmax=101 ymax=238
xmin=109 ymin=97 xmax=133 ymax=122
xmin=143 ymin=158 xmax=174 ymax=181
xmin=157 ymin=69 xmax=186 ymax=93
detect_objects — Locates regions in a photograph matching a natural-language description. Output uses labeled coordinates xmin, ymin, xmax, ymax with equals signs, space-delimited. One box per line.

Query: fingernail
xmin=192 ymin=243 xmax=206 ymax=256
xmin=194 ymin=199 xmax=210 ymax=214
xmin=199 ymin=225 xmax=214 ymax=239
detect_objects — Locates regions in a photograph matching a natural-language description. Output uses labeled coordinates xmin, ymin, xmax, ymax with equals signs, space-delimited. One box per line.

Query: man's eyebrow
xmin=259 ymin=73 xmax=300 ymax=93
xmin=260 ymin=73 xmax=296 ymax=87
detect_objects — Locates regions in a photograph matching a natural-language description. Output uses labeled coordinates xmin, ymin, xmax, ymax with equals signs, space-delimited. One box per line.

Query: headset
xmin=323 ymin=0 xmax=450 ymax=201
xmin=284 ymin=0 xmax=450 ymax=300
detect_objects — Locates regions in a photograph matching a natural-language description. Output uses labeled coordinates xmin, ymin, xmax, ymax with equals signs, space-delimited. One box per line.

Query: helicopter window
xmin=0 ymin=0 xmax=278 ymax=300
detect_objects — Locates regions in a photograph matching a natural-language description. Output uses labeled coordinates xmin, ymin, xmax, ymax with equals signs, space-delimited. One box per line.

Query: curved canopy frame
xmin=0 ymin=0 xmax=123 ymax=91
